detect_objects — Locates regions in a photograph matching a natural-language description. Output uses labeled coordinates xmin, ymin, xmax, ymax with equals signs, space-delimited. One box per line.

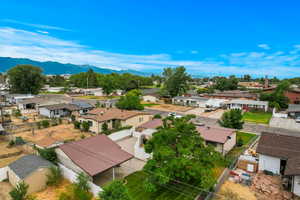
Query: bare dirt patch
xmin=0 ymin=182 xmax=13 ymax=200
xmin=14 ymin=124 xmax=92 ymax=147
xmin=148 ymin=104 xmax=193 ymax=112
xmin=217 ymin=181 xmax=257 ymax=200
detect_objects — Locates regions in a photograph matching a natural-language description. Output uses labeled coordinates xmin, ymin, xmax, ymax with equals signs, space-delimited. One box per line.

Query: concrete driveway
xmin=0 ymin=182 xmax=12 ymax=200
xmin=269 ymin=117 xmax=300 ymax=131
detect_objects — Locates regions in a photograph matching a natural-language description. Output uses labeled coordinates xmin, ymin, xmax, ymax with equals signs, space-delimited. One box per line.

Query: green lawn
xmin=225 ymin=131 xmax=258 ymax=167
xmin=125 ymin=171 xmax=204 ymax=200
xmin=242 ymin=111 xmax=272 ymax=124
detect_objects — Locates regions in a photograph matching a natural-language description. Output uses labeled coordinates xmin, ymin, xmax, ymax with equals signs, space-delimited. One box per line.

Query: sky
xmin=1 ymin=0 xmax=300 ymax=78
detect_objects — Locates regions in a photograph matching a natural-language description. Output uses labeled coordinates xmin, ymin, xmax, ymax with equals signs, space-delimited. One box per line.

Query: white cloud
xmin=1 ymin=19 xmax=71 ymax=32
xmin=36 ymin=30 xmax=49 ymax=34
xmin=258 ymin=44 xmax=271 ymax=50
xmin=0 ymin=26 xmax=300 ymax=77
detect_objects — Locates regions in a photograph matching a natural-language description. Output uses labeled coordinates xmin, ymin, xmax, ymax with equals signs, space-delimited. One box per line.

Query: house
xmin=205 ymin=98 xmax=227 ymax=108
xmin=203 ymin=90 xmax=258 ymax=100
xmin=287 ymin=104 xmax=300 ymax=118
xmin=70 ymin=100 xmax=94 ymax=114
xmin=56 ymin=135 xmax=133 ymax=180
xmin=135 ymin=119 xmax=236 ymax=156
xmin=142 ymin=88 xmax=160 ymax=103
xmin=256 ymin=132 xmax=300 ymax=196
xmin=224 ymin=99 xmax=269 ymax=112
xmin=81 ymin=88 xmax=104 ymax=96
xmin=39 ymin=103 xmax=81 ymax=118
xmin=196 ymin=125 xmax=236 ymax=155
xmin=263 ymin=88 xmax=300 ymax=104
xmin=78 ymin=108 xmax=152 ymax=134
xmin=172 ymin=96 xmax=209 ymax=107
xmin=5 ymin=94 xmax=35 ymax=104
xmin=7 ymin=155 xmax=53 ymax=194
xmin=17 ymin=97 xmax=60 ymax=111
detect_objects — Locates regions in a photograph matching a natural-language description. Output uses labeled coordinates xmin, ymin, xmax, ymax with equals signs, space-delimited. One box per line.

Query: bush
xmin=102 ymin=122 xmax=109 ymax=133
xmin=8 ymin=140 xmax=15 ymax=147
xmin=81 ymin=121 xmax=90 ymax=132
xmin=58 ymin=118 xmax=62 ymax=124
xmin=36 ymin=121 xmax=41 ymax=129
xmin=41 ymin=120 xmax=50 ymax=128
xmin=99 ymin=180 xmax=131 ymax=200
xmin=15 ymin=137 xmax=26 ymax=145
xmin=74 ymin=121 xmax=81 ymax=129
xmin=237 ymin=137 xmax=244 ymax=147
xmin=47 ymin=166 xmax=63 ymax=186
xmin=9 ymin=182 xmax=29 ymax=200
xmin=71 ymin=115 xmax=76 ymax=122
xmin=37 ymin=147 xmax=58 ymax=164
xmin=219 ymin=109 xmax=244 ymax=129
xmin=12 ymin=109 xmax=22 ymax=117
xmin=153 ymin=114 xmax=161 ymax=119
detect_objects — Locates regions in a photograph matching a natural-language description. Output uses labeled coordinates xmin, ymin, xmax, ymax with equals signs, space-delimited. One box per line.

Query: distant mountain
xmin=0 ymin=57 xmax=148 ymax=76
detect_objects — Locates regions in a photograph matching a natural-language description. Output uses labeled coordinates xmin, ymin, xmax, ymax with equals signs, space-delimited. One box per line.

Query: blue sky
xmin=1 ymin=0 xmax=300 ymax=77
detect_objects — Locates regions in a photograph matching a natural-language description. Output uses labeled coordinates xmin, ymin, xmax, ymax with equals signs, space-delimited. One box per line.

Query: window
xmin=88 ymin=121 xmax=93 ymax=126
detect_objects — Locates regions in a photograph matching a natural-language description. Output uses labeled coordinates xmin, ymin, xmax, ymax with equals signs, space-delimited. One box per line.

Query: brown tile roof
xmin=196 ymin=126 xmax=235 ymax=144
xmin=138 ymin=119 xmax=163 ymax=129
xmin=256 ymin=132 xmax=300 ymax=159
xmin=59 ymin=135 xmax=133 ymax=176
xmin=285 ymin=157 xmax=300 ymax=176
xmin=81 ymin=108 xmax=149 ymax=122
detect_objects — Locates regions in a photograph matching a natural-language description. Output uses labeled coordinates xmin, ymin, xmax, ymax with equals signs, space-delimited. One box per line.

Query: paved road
xmin=145 ymin=108 xmax=300 ymax=137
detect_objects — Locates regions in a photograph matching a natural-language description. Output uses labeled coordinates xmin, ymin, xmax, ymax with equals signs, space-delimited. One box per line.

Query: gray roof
xmin=225 ymin=99 xmax=268 ymax=106
xmin=287 ymin=104 xmax=300 ymax=113
xmin=173 ymin=96 xmax=208 ymax=101
xmin=9 ymin=155 xmax=53 ymax=179
xmin=71 ymin=101 xmax=94 ymax=109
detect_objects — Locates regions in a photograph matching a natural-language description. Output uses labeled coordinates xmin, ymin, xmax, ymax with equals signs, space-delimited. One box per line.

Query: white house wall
xmin=293 ymin=176 xmax=300 ymax=197
xmin=258 ymin=154 xmax=281 ymax=174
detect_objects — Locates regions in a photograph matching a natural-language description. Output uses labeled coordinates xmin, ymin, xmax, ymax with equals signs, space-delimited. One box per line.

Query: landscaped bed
xmin=242 ymin=111 xmax=272 ymax=124
xmin=125 ymin=171 xmax=206 ymax=200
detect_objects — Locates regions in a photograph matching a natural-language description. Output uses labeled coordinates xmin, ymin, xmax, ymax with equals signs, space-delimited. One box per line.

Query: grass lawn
xmin=242 ymin=111 xmax=272 ymax=124
xmin=125 ymin=171 xmax=206 ymax=200
xmin=225 ymin=131 xmax=258 ymax=166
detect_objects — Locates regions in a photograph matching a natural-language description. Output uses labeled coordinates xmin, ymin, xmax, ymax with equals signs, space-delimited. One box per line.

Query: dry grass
xmin=14 ymin=124 xmax=92 ymax=146
xmin=0 ymin=154 xmax=25 ymax=168
xmin=0 ymin=141 xmax=20 ymax=155
xmin=216 ymin=181 xmax=257 ymax=200
xmin=149 ymin=104 xmax=193 ymax=112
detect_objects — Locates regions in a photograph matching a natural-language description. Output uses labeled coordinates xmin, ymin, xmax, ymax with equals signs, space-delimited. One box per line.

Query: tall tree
xmin=116 ymin=89 xmax=144 ymax=110
xmin=162 ymin=66 xmax=191 ymax=97
xmin=143 ymin=115 xmax=222 ymax=192
xmin=7 ymin=65 xmax=44 ymax=94
xmin=218 ymin=109 xmax=244 ymax=129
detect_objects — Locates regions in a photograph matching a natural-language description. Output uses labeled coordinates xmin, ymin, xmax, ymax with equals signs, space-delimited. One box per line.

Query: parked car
xmin=295 ymin=117 xmax=300 ymax=123
xmin=168 ymin=112 xmax=182 ymax=118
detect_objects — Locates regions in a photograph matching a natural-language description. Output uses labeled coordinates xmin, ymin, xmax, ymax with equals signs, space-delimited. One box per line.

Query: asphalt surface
xmin=144 ymin=108 xmax=300 ymax=137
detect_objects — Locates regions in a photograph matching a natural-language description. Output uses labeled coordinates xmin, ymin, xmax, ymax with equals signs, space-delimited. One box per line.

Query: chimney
xmin=264 ymin=75 xmax=269 ymax=88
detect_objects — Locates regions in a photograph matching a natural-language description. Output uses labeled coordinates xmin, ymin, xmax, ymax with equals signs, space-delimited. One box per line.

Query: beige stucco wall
xmin=143 ymin=95 xmax=158 ymax=102
xmin=24 ymin=168 xmax=50 ymax=194
xmin=122 ymin=114 xmax=152 ymax=128
xmin=8 ymin=167 xmax=50 ymax=194
xmin=223 ymin=132 xmax=236 ymax=155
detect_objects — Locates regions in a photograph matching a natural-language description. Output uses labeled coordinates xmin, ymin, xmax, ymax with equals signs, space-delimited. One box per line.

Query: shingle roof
xmin=42 ymin=103 xmax=80 ymax=111
xmin=71 ymin=101 xmax=94 ymax=109
xmin=59 ymin=135 xmax=133 ymax=176
xmin=81 ymin=108 xmax=149 ymax=122
xmin=256 ymin=132 xmax=300 ymax=159
xmin=9 ymin=155 xmax=53 ymax=179
xmin=196 ymin=126 xmax=235 ymax=144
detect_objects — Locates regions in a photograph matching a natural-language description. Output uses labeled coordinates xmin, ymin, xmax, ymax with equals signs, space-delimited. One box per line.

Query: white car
xmin=296 ymin=117 xmax=300 ymax=123
xmin=168 ymin=112 xmax=182 ymax=118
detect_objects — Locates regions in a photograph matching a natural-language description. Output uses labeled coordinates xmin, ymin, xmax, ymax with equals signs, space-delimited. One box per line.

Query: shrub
xmin=9 ymin=182 xmax=29 ymax=200
xmin=47 ymin=166 xmax=63 ymax=186
xmin=102 ymin=122 xmax=109 ymax=133
xmin=12 ymin=109 xmax=22 ymax=117
xmin=153 ymin=114 xmax=161 ymax=119
xmin=81 ymin=121 xmax=90 ymax=132
xmin=75 ymin=172 xmax=90 ymax=192
xmin=74 ymin=121 xmax=81 ymax=129
xmin=37 ymin=147 xmax=58 ymax=164
xmin=15 ymin=137 xmax=26 ymax=145
xmin=8 ymin=140 xmax=15 ymax=147
xmin=80 ymin=134 xmax=86 ymax=139
xmin=99 ymin=180 xmax=131 ymax=200
xmin=36 ymin=121 xmax=41 ymax=129
xmin=41 ymin=120 xmax=50 ymax=128
xmin=58 ymin=118 xmax=63 ymax=124
xmin=71 ymin=115 xmax=76 ymax=122
xmin=237 ymin=137 xmax=244 ymax=147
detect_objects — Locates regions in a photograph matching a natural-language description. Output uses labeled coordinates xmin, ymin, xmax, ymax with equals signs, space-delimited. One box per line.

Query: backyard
xmin=125 ymin=171 xmax=205 ymax=200
xmin=77 ymin=95 xmax=119 ymax=100
xmin=225 ymin=131 xmax=258 ymax=167
xmin=242 ymin=111 xmax=272 ymax=124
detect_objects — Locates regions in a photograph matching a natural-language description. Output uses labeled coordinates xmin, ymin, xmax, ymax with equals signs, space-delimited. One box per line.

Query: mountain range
xmin=0 ymin=57 xmax=148 ymax=76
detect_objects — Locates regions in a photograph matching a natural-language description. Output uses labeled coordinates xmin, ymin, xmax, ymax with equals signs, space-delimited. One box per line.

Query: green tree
xmin=143 ymin=116 xmax=222 ymax=192
xmin=116 ymin=90 xmax=144 ymax=110
xmin=9 ymin=182 xmax=29 ymax=200
xmin=47 ymin=166 xmax=63 ymax=186
xmin=36 ymin=147 xmax=58 ymax=164
xmin=218 ymin=109 xmax=244 ymax=129
xmin=214 ymin=76 xmax=238 ymax=91
xmin=74 ymin=121 xmax=81 ymax=129
xmin=102 ymin=122 xmax=109 ymax=133
xmin=99 ymin=180 xmax=131 ymax=200
xmin=47 ymin=75 xmax=66 ymax=87
xmin=7 ymin=65 xmax=44 ymax=94
xmin=162 ymin=66 xmax=191 ymax=97
xmin=81 ymin=121 xmax=90 ymax=132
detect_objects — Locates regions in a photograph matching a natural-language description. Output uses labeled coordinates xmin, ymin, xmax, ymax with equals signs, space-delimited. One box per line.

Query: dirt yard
xmin=14 ymin=124 xmax=92 ymax=147
xmin=200 ymin=109 xmax=225 ymax=119
xmin=148 ymin=103 xmax=193 ymax=112
xmin=0 ymin=182 xmax=13 ymax=200
xmin=217 ymin=181 xmax=257 ymax=200
xmin=0 ymin=140 xmax=24 ymax=168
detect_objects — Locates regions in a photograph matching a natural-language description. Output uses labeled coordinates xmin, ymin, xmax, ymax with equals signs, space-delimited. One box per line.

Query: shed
xmin=8 ymin=155 xmax=53 ymax=194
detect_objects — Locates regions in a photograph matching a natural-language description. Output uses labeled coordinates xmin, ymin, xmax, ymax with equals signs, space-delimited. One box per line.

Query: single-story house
xmin=135 ymin=119 xmax=236 ymax=156
xmin=39 ymin=103 xmax=81 ymax=118
xmin=205 ymin=98 xmax=227 ymax=108
xmin=203 ymin=90 xmax=258 ymax=100
xmin=224 ymin=99 xmax=269 ymax=112
xmin=5 ymin=94 xmax=35 ymax=104
xmin=256 ymin=132 xmax=300 ymax=196
xmin=142 ymin=88 xmax=160 ymax=103
xmin=78 ymin=108 xmax=152 ymax=134
xmin=287 ymin=104 xmax=300 ymax=118
xmin=8 ymin=155 xmax=54 ymax=194
xmin=70 ymin=100 xmax=94 ymax=114
xmin=56 ymin=135 xmax=133 ymax=180
xmin=17 ymin=97 xmax=60 ymax=111
xmin=45 ymin=87 xmax=65 ymax=93
xmin=81 ymin=88 xmax=104 ymax=96
xmin=172 ymin=96 xmax=209 ymax=107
